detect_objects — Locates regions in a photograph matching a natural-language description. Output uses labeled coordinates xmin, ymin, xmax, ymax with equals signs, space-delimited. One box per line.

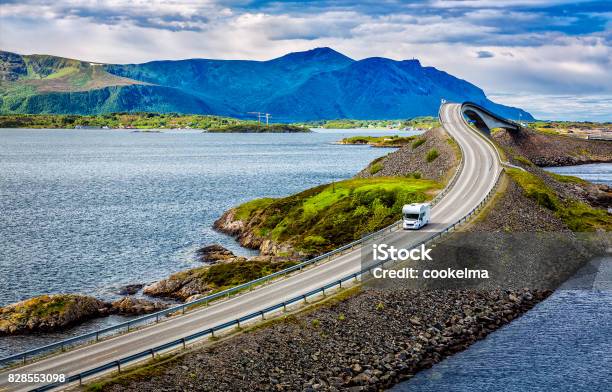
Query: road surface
xmin=0 ymin=103 xmax=502 ymax=391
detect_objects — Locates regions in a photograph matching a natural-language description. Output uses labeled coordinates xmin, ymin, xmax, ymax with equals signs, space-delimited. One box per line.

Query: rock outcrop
xmin=110 ymin=297 xmax=168 ymax=315
xmin=214 ymin=209 xmax=304 ymax=259
xmin=0 ymin=294 xmax=112 ymax=335
xmin=0 ymin=294 xmax=170 ymax=335
xmin=117 ymin=284 xmax=144 ymax=296
xmin=143 ymin=255 xmax=296 ymax=301
xmin=196 ymin=244 xmax=236 ymax=263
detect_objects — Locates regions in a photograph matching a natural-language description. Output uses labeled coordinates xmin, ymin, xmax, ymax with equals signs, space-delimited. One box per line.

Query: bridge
xmin=461 ymin=102 xmax=522 ymax=135
xmin=1 ymin=101 xmax=508 ymax=391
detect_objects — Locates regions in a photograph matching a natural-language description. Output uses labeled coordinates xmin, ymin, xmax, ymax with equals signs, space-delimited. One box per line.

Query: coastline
xmin=80 ymin=127 xmax=611 ymax=391
xmin=1 ymin=128 xmax=608 ymax=388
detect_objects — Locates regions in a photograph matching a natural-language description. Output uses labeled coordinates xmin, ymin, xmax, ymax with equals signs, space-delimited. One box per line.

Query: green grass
xmin=548 ymin=172 xmax=588 ymax=185
xmin=234 ymin=198 xmax=275 ymax=220
xmin=426 ymin=148 xmax=439 ymax=162
xmin=369 ymin=162 xmax=383 ymax=175
xmin=411 ymin=138 xmax=426 ymax=149
xmin=339 ymin=135 xmax=416 ymax=147
xmin=506 ymin=168 xmax=611 ymax=231
xmin=513 ymin=155 xmax=534 ymax=167
xmin=232 ymin=176 xmax=440 ymax=255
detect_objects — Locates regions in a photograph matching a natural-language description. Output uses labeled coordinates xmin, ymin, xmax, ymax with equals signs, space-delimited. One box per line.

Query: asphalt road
xmin=0 ymin=103 xmax=502 ymax=391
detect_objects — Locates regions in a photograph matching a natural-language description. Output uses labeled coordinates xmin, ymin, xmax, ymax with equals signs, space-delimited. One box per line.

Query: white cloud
xmin=489 ymin=93 xmax=612 ymax=121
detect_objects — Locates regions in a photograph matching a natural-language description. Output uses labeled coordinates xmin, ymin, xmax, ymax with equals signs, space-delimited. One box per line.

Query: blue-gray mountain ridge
xmin=0 ymin=47 xmax=533 ymax=121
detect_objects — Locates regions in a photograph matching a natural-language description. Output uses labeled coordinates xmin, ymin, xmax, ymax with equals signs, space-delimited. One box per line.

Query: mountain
xmin=0 ymin=48 xmax=534 ymax=121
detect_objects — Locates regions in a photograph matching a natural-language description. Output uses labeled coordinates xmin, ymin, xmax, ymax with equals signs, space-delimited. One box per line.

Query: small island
xmin=337 ymin=135 xmax=419 ymax=147
xmin=206 ymin=124 xmax=311 ymax=133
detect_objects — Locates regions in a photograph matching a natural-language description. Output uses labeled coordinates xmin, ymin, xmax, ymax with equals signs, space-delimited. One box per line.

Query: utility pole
xmin=247 ymin=112 xmax=263 ymax=128
xmin=264 ymin=113 xmax=271 ymax=128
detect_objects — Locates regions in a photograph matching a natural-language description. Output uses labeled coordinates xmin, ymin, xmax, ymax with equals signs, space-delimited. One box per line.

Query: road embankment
xmin=494 ymin=127 xmax=612 ymax=166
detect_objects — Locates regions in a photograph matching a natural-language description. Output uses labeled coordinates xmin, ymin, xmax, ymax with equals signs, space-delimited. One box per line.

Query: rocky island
xmin=206 ymin=124 xmax=310 ymax=133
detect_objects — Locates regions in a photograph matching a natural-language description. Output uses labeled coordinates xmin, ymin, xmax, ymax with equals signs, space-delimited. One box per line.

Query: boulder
xmin=111 ymin=297 xmax=168 ymax=315
xmin=196 ymin=244 xmax=236 ymax=263
xmin=117 ymin=283 xmax=144 ymax=296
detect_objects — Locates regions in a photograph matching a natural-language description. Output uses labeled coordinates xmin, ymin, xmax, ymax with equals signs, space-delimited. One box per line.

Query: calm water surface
xmin=546 ymin=162 xmax=612 ymax=186
xmin=0 ymin=128 xmax=410 ymax=355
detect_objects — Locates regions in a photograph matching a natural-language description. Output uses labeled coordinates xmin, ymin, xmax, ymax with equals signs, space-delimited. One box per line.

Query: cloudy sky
xmin=1 ymin=0 xmax=610 ymax=120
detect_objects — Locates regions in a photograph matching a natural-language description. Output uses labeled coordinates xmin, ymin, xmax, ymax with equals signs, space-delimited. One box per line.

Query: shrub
xmin=370 ymin=162 xmax=383 ymax=175
xmin=426 ymin=148 xmax=439 ymax=162
xmin=411 ymin=138 xmax=426 ymax=149
xmin=376 ymin=302 xmax=385 ymax=311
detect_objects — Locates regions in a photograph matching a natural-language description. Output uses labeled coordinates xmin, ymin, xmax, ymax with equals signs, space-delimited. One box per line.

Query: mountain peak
xmin=269 ymin=47 xmax=354 ymax=65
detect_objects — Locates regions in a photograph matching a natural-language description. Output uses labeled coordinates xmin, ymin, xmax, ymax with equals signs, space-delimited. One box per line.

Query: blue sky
xmin=0 ymin=0 xmax=610 ymax=120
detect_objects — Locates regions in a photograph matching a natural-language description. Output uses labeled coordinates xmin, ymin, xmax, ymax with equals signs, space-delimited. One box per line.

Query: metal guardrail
xmin=16 ymin=102 xmax=506 ymax=391
xmin=1 ymin=112 xmax=466 ymax=370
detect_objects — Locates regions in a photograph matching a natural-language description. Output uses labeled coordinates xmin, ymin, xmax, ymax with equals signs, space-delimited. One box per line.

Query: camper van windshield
xmin=404 ymin=213 xmax=420 ymax=220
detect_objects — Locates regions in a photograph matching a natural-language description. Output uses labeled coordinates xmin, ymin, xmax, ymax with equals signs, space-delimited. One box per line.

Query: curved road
xmin=0 ymin=103 xmax=502 ymax=391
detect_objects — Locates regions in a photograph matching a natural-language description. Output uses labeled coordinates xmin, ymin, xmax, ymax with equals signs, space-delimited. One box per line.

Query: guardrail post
xmin=156 ymin=314 xmax=159 ymax=323
xmin=150 ymin=349 xmax=155 ymax=359
xmin=182 ymin=338 xmax=186 ymax=349
xmin=117 ymin=360 xmax=121 ymax=373
xmin=303 ymin=295 xmax=308 ymax=304
xmin=237 ymin=319 xmax=241 ymax=328
xmin=283 ymin=302 xmax=287 ymax=312
xmin=127 ymin=323 xmax=130 ymax=332
xmin=211 ymin=329 xmax=215 ymax=338
xmin=182 ymin=306 xmax=186 ymax=314
xmin=96 ymin=331 xmax=99 ymax=341
xmin=322 ymin=287 xmax=326 ymax=297
xmin=22 ymin=354 xmax=26 ymax=365
xmin=338 ymin=280 xmax=342 ymax=288
xmin=79 ymin=374 xmax=82 ymax=386
xmin=261 ymin=311 xmax=265 ymax=320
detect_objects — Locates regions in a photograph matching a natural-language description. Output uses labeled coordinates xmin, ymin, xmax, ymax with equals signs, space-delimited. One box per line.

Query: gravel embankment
xmin=357 ymin=127 xmax=458 ymax=182
xmin=102 ymin=288 xmax=550 ymax=392
xmin=494 ymin=127 xmax=612 ymax=166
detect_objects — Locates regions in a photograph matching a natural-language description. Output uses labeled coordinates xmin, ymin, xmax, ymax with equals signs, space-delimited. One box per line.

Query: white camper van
xmin=402 ymin=203 xmax=431 ymax=230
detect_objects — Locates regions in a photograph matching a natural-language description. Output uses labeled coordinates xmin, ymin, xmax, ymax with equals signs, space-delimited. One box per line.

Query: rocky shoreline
xmin=0 ymin=294 xmax=168 ymax=336
xmin=99 ymin=288 xmax=551 ymax=392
